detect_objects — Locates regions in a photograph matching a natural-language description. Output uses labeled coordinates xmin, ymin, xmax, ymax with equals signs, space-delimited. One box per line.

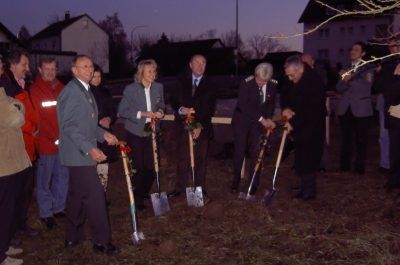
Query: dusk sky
xmin=0 ymin=0 xmax=309 ymax=51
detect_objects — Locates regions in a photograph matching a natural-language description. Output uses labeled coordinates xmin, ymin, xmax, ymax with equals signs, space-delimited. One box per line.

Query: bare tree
xmin=220 ymin=30 xmax=243 ymax=49
xmin=246 ymin=34 xmax=288 ymax=59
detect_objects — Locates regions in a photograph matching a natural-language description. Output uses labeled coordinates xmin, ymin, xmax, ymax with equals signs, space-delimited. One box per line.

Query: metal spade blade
xmin=131 ymin=231 xmax=145 ymax=245
xmin=186 ymin=186 xmax=204 ymax=207
xmin=151 ymin=192 xmax=170 ymax=216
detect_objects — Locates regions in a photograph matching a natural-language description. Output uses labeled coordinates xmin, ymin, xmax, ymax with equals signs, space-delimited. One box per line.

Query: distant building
xmin=30 ymin=12 xmax=109 ymax=73
xmin=299 ymin=0 xmax=395 ymax=67
xmin=138 ymin=35 xmax=236 ymax=76
xmin=0 ymin=22 xmax=21 ymax=54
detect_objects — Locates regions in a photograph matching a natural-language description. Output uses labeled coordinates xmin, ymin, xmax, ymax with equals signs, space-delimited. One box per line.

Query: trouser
xmin=379 ymin=109 xmax=390 ymax=169
xmin=175 ymin=132 xmax=209 ymax=193
xmin=339 ymin=109 xmax=369 ymax=172
xmin=232 ymin=123 xmax=263 ymax=191
xmin=36 ymin=154 xmax=69 ymax=218
xmin=14 ymin=166 xmax=34 ymax=231
xmin=299 ymin=173 xmax=317 ymax=198
xmin=97 ymin=163 xmax=109 ymax=192
xmin=126 ymin=132 xmax=155 ymax=205
xmin=0 ymin=171 xmax=20 ymax=263
xmin=65 ymin=166 xmax=111 ymax=245
xmin=387 ymin=127 xmax=400 ymax=186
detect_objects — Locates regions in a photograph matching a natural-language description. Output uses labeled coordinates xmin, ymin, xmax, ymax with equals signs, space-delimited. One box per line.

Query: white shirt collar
xmin=77 ymin=78 xmax=90 ymax=91
xmin=192 ymin=74 xmax=203 ymax=85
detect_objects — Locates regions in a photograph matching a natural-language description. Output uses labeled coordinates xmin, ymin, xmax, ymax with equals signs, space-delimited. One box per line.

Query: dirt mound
xmin=202 ymin=201 xmax=225 ymax=220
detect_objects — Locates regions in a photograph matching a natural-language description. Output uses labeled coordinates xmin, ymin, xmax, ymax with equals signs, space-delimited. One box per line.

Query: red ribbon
xmin=119 ymin=145 xmax=132 ymax=154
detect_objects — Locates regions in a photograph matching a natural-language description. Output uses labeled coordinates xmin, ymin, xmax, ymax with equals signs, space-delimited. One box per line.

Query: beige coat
xmin=0 ymin=87 xmax=31 ymax=177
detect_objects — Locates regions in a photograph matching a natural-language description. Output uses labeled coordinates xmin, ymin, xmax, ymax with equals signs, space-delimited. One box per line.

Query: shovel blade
xmin=238 ymin=192 xmax=256 ymax=201
xmin=186 ymin=186 xmax=204 ymax=207
xmin=131 ymin=231 xmax=145 ymax=245
xmin=263 ymin=189 xmax=278 ymax=206
xmin=151 ymin=192 xmax=171 ymax=216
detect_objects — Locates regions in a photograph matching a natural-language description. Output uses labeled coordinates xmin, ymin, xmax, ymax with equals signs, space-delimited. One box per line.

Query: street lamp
xmin=130 ymin=25 xmax=147 ymax=65
xmin=235 ymin=0 xmax=239 ymax=76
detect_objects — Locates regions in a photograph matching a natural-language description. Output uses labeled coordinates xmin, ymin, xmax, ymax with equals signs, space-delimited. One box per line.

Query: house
xmin=0 ymin=22 xmax=21 ymax=54
xmin=137 ymin=36 xmax=236 ymax=76
xmin=299 ymin=0 xmax=396 ymax=67
xmin=30 ymin=12 xmax=109 ymax=73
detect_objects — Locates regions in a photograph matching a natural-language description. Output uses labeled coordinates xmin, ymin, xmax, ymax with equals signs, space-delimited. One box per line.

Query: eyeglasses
xmin=75 ymin=65 xmax=94 ymax=69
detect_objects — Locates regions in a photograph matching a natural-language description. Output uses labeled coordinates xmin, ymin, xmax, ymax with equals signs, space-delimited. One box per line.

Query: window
xmin=376 ymin=24 xmax=389 ymax=38
xmin=82 ymin=19 xmax=89 ymax=29
xmin=318 ymin=49 xmax=329 ymax=60
xmin=318 ymin=28 xmax=330 ymax=38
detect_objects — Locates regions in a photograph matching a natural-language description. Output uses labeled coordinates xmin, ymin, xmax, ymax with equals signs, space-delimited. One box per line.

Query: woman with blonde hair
xmin=118 ymin=59 xmax=165 ymax=211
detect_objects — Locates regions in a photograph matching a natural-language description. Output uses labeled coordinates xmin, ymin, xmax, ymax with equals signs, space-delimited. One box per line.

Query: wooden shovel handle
xmin=151 ymin=131 xmax=159 ymax=173
xmin=188 ymin=132 xmax=195 ymax=168
xmin=253 ymin=130 xmax=271 ymax=172
xmin=275 ymin=129 xmax=288 ymax=169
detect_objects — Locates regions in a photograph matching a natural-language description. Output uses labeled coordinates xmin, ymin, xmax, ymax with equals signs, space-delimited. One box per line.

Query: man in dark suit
xmin=231 ymin=63 xmax=277 ymax=193
xmin=57 ymin=55 xmax=119 ymax=254
xmin=168 ymin=54 xmax=216 ymax=197
xmin=336 ymin=42 xmax=374 ymax=174
xmin=282 ymin=55 xmax=326 ymax=201
xmin=374 ymin=38 xmax=400 ymax=190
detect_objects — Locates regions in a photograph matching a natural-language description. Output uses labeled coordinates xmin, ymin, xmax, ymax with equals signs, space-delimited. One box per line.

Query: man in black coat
xmin=374 ymin=38 xmax=400 ymax=190
xmin=231 ymin=63 xmax=277 ymax=193
xmin=281 ymin=55 xmax=326 ymax=201
xmin=168 ymin=54 xmax=216 ymax=197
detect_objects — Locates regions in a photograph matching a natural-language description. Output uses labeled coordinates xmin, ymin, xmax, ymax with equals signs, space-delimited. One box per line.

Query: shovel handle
xmin=151 ymin=131 xmax=159 ymax=173
xmin=275 ymin=129 xmax=288 ymax=169
xmin=253 ymin=130 xmax=271 ymax=172
xmin=188 ymin=132 xmax=195 ymax=168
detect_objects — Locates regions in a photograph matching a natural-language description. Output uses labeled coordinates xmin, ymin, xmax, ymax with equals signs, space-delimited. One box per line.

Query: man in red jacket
xmin=1 ymin=49 xmax=39 ymax=240
xmin=30 ymin=58 xmax=69 ymax=229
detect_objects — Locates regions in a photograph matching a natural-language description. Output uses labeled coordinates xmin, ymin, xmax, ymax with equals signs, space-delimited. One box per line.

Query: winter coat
xmin=0 ymin=87 xmax=31 ymax=177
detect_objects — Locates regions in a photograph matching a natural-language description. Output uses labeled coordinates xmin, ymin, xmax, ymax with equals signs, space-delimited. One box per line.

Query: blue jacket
xmin=336 ymin=65 xmax=374 ymax=117
xmin=118 ymin=81 xmax=165 ymax=137
xmin=57 ymin=78 xmax=105 ymax=166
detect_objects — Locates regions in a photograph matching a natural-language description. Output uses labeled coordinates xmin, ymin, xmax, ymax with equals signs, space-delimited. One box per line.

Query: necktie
xmin=259 ymin=87 xmax=264 ymax=104
xmin=192 ymin=79 xmax=198 ymax=96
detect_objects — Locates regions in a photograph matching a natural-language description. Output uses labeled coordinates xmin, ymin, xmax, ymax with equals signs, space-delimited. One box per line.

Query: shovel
xmin=263 ymin=128 xmax=288 ymax=207
xmin=186 ymin=131 xmax=204 ymax=207
xmin=150 ymin=124 xmax=170 ymax=216
xmin=119 ymin=141 xmax=145 ymax=244
xmin=239 ymin=130 xmax=272 ymax=201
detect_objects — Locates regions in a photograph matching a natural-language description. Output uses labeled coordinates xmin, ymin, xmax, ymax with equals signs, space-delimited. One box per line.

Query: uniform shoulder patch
xmin=270 ymin=78 xmax=278 ymax=84
xmin=245 ymin=75 xmax=254 ymax=82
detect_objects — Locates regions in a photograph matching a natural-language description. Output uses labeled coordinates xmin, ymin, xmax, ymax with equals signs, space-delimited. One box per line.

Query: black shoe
xmin=168 ymin=190 xmax=182 ymax=198
xmin=93 ymin=243 xmax=119 ymax=255
xmin=54 ymin=212 xmax=65 ymax=218
xmin=379 ymin=167 xmax=391 ymax=176
xmin=202 ymin=190 xmax=208 ymax=196
xmin=249 ymin=187 xmax=257 ymax=195
xmin=41 ymin=217 xmax=56 ymax=229
xmin=65 ymin=240 xmax=81 ymax=248
xmin=143 ymin=194 xmax=150 ymax=200
xmin=292 ymin=191 xmax=303 ymax=199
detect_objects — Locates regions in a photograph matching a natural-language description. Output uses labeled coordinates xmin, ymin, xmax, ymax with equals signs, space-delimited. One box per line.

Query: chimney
xmin=65 ymin=11 xmax=70 ymax=20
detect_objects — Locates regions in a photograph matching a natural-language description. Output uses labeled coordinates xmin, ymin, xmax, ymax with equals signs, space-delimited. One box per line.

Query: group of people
xmin=1 ymin=37 xmax=400 ymax=264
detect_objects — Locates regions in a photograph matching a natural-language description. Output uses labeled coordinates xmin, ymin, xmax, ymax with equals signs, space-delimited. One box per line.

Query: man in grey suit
xmin=57 ymin=55 xmax=119 ymax=254
xmin=336 ymin=42 xmax=373 ymax=174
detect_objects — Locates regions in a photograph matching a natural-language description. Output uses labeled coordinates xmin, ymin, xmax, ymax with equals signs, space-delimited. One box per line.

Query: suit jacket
xmin=336 ymin=64 xmax=374 ymax=117
xmin=374 ymin=56 xmax=400 ymax=129
xmin=57 ymin=78 xmax=105 ymax=166
xmin=281 ymin=65 xmax=326 ymax=175
xmin=118 ymin=81 xmax=165 ymax=137
xmin=170 ymin=74 xmax=216 ymax=139
xmin=232 ymin=76 xmax=277 ymax=131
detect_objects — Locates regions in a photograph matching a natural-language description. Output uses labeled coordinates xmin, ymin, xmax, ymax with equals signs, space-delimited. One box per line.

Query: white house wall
xmin=303 ymin=16 xmax=392 ymax=68
xmin=61 ymin=16 xmax=109 ymax=73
